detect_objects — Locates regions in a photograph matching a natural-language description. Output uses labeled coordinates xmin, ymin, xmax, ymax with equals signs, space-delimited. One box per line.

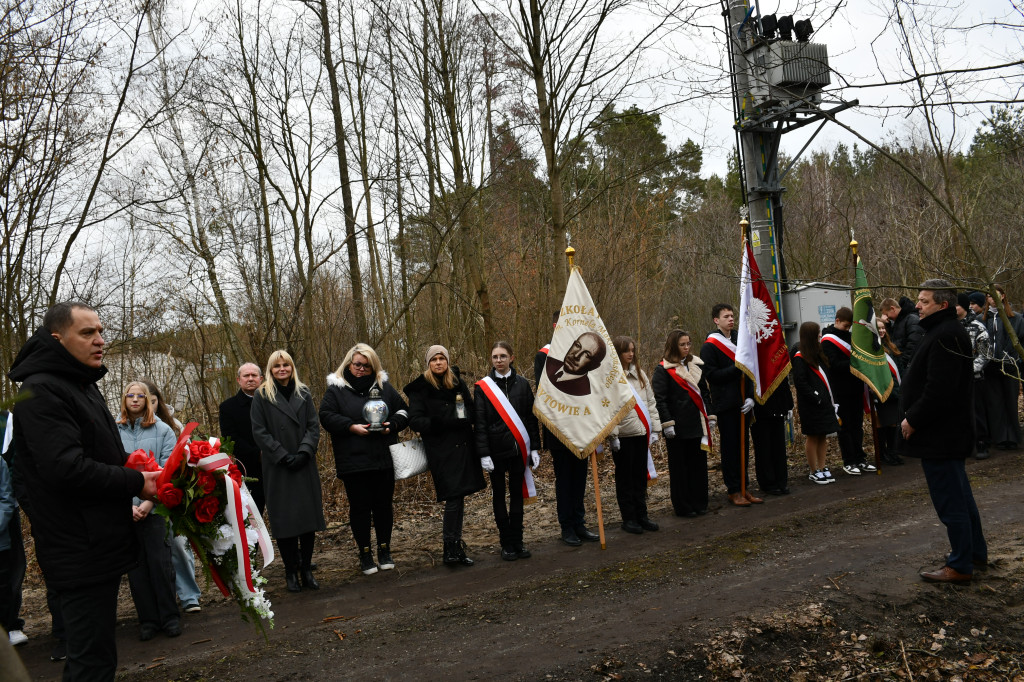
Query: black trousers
xmin=982 ymin=363 xmax=1020 ymax=447
xmin=6 ymin=508 xmax=25 ymax=631
xmin=920 ymin=458 xmax=987 ymax=573
xmin=489 ymin=455 xmax=525 ymax=547
xmin=341 ymin=469 xmax=395 ymax=550
xmin=612 ymin=436 xmax=649 ymax=522
xmin=127 ymin=515 xmax=178 ymax=629
xmin=276 ymin=532 xmax=315 ymax=572
xmin=717 ymin=409 xmax=750 ymax=494
xmin=752 ymin=415 xmax=789 ymax=491
xmin=551 ymin=442 xmax=588 ymax=528
xmin=59 ymin=576 xmax=121 ymax=682
xmin=666 ymin=437 xmax=708 ymax=515
xmin=442 ymin=498 xmax=465 ymax=542
xmin=836 ymin=398 xmax=868 ymax=466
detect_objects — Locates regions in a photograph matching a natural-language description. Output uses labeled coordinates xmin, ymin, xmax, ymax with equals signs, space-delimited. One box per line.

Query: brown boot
xmin=744 ymin=490 xmax=764 ymax=504
xmin=728 ymin=492 xmax=751 ymax=507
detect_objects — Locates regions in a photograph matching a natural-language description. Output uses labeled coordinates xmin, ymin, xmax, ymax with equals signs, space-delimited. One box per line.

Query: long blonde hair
xmin=258 ymin=349 xmax=308 ymax=402
xmin=335 ymin=343 xmax=386 ymax=384
xmin=423 ymin=350 xmax=456 ymax=390
xmin=117 ymin=381 xmax=156 ymax=427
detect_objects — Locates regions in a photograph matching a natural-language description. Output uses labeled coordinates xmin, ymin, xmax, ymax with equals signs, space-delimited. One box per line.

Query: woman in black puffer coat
xmin=791 ymin=322 xmax=840 ymax=485
xmin=319 ymin=344 xmax=408 ymax=576
xmin=404 ymin=345 xmax=486 ymax=567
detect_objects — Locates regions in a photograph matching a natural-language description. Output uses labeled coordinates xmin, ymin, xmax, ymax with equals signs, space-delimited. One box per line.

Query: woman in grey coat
xmin=251 ymin=350 xmax=325 ymax=592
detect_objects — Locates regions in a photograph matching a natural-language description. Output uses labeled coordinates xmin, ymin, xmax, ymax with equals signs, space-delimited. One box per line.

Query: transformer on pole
xmin=723 ymin=0 xmax=857 ymax=327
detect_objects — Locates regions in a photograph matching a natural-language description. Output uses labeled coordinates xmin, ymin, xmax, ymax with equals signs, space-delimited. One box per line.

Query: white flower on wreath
xmin=746 ymin=297 xmax=778 ymax=343
xmin=209 ymin=524 xmax=235 ymax=556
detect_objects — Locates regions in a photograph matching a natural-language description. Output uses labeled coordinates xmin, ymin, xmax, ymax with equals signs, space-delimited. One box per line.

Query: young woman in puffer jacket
xmin=652 ymin=330 xmax=712 ymax=518
xmin=609 ymin=336 xmax=662 ymax=534
xmin=117 ymin=381 xmax=179 ymax=641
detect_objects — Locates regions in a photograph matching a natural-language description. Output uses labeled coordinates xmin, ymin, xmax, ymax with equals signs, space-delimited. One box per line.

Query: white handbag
xmin=389 ymin=437 xmax=428 ymax=480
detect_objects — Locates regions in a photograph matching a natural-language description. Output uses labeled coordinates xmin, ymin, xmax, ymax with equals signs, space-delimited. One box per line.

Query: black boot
xmin=359 ymin=547 xmax=378 ymax=575
xmin=455 ymin=540 xmax=474 ymax=566
xmin=443 ymin=540 xmax=460 ymax=566
xmin=285 ymin=571 xmax=301 ymax=592
xmin=301 ymin=566 xmax=319 ymax=590
xmin=377 ymin=543 xmax=395 ymax=570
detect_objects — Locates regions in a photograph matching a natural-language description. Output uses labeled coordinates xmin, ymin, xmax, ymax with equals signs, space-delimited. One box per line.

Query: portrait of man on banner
xmin=544 ymin=331 xmax=608 ymax=397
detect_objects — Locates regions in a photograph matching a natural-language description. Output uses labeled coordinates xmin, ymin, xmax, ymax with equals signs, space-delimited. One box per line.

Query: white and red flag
xmin=735 ymin=239 xmax=791 ymax=403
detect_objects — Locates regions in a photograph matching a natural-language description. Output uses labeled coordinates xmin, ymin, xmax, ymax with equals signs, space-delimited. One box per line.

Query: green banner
xmin=850 ymin=255 xmax=894 ymax=402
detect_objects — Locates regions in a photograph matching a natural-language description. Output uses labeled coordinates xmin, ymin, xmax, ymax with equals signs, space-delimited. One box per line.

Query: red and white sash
xmin=704 ymin=332 xmax=736 ymax=360
xmin=886 ymin=354 xmax=901 ymax=385
xmin=794 ymin=351 xmax=837 ymax=408
xmin=662 ymin=361 xmax=712 ymax=453
xmin=476 ymin=376 xmax=536 ymax=500
xmin=625 ymin=379 xmax=658 ymax=481
xmin=821 ymin=334 xmax=851 ymax=356
xmin=538 ymin=344 xmax=550 ymax=355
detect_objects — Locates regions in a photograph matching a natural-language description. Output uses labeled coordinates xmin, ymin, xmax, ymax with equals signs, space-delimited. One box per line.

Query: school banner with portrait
xmin=534 ymin=267 xmax=636 ymax=459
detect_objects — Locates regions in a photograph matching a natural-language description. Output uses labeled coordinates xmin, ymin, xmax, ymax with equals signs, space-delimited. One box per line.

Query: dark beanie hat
xmin=957 ymin=293 xmax=970 ymax=310
xmin=968 ymin=291 xmax=986 ymax=307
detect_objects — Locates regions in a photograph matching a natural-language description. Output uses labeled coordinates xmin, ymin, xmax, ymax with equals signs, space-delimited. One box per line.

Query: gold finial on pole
xmin=850 ymin=239 xmax=859 ymax=257
xmin=566 ymin=246 xmax=576 ymax=270
xmin=740 ymin=218 xmax=749 ymax=239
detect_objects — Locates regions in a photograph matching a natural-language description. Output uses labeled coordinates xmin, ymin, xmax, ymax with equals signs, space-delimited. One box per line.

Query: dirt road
xmin=15 ymin=451 xmax=1024 ymax=680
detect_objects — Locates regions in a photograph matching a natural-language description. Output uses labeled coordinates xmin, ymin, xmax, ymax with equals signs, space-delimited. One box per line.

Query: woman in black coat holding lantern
xmin=404 ymin=345 xmax=486 ymax=567
xmin=319 ymin=343 xmax=409 ymax=576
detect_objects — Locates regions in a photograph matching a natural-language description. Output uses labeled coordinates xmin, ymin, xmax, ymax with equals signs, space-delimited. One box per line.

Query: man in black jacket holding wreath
xmin=899 ymin=280 xmax=986 ymax=585
xmin=9 ymin=302 xmax=160 ymax=681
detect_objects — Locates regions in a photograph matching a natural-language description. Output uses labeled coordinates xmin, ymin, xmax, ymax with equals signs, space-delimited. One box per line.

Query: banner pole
xmin=739 ymin=217 xmax=749 ymax=502
xmin=590 ymin=451 xmax=606 ymax=549
xmin=739 ymin=381 xmax=747 ymax=500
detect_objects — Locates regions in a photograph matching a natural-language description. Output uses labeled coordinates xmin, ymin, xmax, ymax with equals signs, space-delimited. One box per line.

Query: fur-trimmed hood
xmin=326 ymin=370 xmax=389 ymax=390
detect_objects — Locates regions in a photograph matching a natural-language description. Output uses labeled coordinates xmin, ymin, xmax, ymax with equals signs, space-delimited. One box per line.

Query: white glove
xmin=663 ymin=425 xmax=676 ymax=439
xmin=709 ymin=417 xmax=717 ymax=430
xmin=741 ymin=398 xmax=754 ymax=414
xmin=610 ymin=437 xmax=621 ymax=452
xmin=529 ymin=450 xmax=540 ymax=470
xmin=480 ymin=456 xmax=494 ymax=473
xmin=786 ymin=410 xmax=793 ymax=421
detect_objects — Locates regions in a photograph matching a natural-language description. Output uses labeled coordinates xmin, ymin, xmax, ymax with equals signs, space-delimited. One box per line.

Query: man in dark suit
xmin=901 ymin=280 xmax=986 ymax=585
xmin=544 ymin=331 xmax=607 ymax=397
xmin=219 ymin=362 xmax=265 ymax=514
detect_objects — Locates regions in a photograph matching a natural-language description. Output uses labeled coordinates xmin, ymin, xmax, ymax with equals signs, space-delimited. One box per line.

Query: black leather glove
xmin=282 ymin=453 xmax=305 ymax=470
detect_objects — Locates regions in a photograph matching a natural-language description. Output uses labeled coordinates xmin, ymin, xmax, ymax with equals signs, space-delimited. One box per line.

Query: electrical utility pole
xmin=723 ymin=0 xmax=857 ymax=313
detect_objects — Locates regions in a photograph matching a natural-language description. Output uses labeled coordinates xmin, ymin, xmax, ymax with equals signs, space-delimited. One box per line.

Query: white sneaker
xmin=823 ymin=467 xmax=836 ymax=483
xmin=843 ymin=464 xmax=862 ymax=476
xmin=811 ymin=470 xmax=830 ymax=485
xmin=9 ymin=629 xmax=28 ymax=646
xmin=859 ymin=462 xmax=877 ymax=473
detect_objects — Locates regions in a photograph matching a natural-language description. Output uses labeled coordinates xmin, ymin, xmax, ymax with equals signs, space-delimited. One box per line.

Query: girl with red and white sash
xmin=610 ymin=336 xmax=662 ymax=534
xmin=473 ymin=341 xmax=540 ymax=561
xmin=651 ymin=330 xmax=711 ymax=517
xmin=790 ymin=322 xmax=841 ymax=485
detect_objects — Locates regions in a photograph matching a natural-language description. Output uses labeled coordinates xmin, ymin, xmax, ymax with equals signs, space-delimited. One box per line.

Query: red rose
xmin=197 ymin=471 xmax=217 ymax=495
xmin=227 ymin=463 xmax=242 ymax=485
xmin=126 ymin=449 xmax=160 ymax=473
xmin=189 ymin=440 xmax=213 ymax=464
xmin=158 ymin=483 xmax=184 ymax=508
xmin=194 ymin=495 xmax=220 ymax=524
